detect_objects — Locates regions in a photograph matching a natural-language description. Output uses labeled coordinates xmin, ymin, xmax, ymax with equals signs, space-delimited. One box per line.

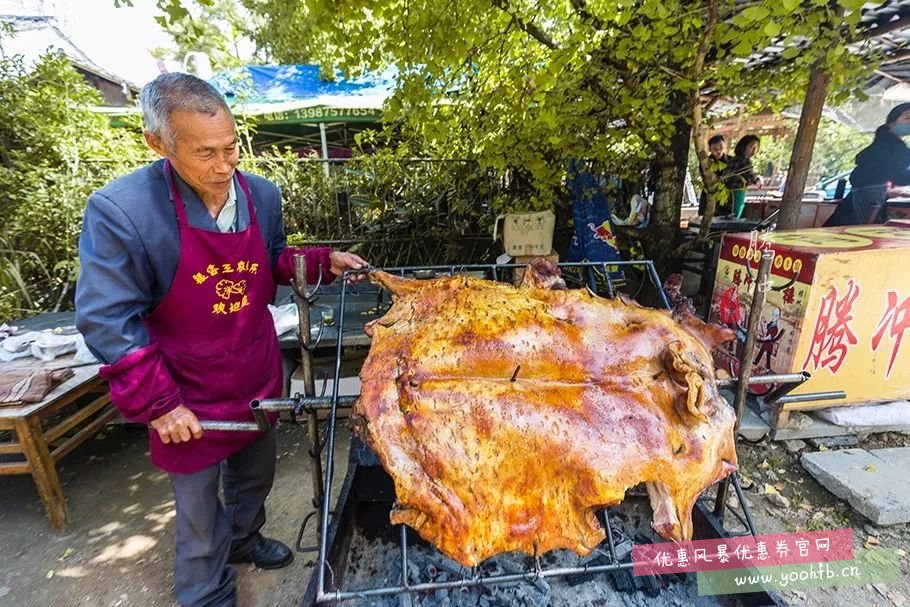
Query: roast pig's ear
xmin=518 ymin=258 xmax=567 ymax=290
xmin=675 ymin=312 xmax=735 ymax=350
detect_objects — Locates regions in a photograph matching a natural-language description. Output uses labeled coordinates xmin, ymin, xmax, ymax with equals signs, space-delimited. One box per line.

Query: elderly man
xmin=76 ymin=73 xmax=367 ymax=607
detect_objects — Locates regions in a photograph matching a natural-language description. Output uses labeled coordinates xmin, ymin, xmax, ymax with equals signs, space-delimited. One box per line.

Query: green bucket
xmin=732 ymin=190 xmax=747 ymax=218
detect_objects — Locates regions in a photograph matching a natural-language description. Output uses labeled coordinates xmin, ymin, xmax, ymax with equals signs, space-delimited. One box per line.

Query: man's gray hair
xmin=140 ymin=72 xmax=232 ymax=148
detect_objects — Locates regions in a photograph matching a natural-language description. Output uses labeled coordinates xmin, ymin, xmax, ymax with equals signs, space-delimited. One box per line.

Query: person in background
xmin=724 ymin=135 xmax=762 ymax=217
xmin=698 ymin=134 xmax=732 ymax=216
xmin=825 ymin=102 xmax=910 ymax=226
xmin=76 ymin=73 xmax=368 ymax=607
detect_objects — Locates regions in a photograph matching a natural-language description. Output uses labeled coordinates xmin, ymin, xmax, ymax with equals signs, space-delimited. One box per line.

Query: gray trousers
xmin=169 ymin=427 xmax=277 ymax=607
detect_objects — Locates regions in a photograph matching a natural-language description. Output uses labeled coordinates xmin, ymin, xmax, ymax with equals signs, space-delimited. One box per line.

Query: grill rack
xmin=316 ymin=260 xmax=746 ymax=604
xmin=204 ymin=258 xmax=839 ymax=604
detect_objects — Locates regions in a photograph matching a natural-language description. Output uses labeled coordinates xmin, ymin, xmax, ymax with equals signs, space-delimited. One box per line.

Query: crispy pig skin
xmin=354 ymin=265 xmax=737 ymax=567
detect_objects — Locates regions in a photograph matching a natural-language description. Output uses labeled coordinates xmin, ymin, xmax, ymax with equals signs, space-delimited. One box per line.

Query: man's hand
xmin=329 ymin=251 xmax=370 ymax=284
xmin=149 ymin=405 xmax=203 ymax=444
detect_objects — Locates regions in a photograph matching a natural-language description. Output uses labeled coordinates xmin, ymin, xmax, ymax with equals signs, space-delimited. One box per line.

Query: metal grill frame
xmin=312 ymin=259 xmax=752 ymax=604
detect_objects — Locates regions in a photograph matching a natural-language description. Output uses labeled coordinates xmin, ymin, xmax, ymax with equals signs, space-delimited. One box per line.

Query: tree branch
xmin=491 ymin=0 xmax=558 ymax=50
xmin=719 ymin=0 xmax=765 ymax=20
xmin=569 ymin=0 xmax=604 ymax=30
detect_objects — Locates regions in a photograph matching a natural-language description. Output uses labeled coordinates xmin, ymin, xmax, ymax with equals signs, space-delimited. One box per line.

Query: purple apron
xmin=143 ymin=161 xmax=282 ymax=473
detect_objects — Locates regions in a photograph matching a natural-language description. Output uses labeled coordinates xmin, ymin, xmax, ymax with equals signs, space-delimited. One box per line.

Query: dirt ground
xmin=0 ymin=421 xmax=350 ymax=607
xmin=1 ymin=419 xmax=909 ymax=607
xmin=730 ymin=430 xmax=910 ymax=607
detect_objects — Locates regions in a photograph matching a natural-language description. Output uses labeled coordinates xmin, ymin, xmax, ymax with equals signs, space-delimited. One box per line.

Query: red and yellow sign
xmin=711 ymin=225 xmax=910 ymax=405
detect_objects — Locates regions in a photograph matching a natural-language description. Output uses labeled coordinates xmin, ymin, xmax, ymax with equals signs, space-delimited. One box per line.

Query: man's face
xmin=709 ymin=141 xmax=725 ymax=160
xmin=145 ymin=108 xmax=239 ymax=202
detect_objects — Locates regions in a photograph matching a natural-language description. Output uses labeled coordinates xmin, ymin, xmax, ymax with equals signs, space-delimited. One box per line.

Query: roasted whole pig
xmin=353 ymin=262 xmax=737 ymax=567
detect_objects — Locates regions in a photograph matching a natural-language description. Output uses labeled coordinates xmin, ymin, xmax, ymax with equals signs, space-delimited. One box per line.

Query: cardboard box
xmin=709 ymin=224 xmax=910 ymax=407
xmin=494 ymin=211 xmax=556 ymax=257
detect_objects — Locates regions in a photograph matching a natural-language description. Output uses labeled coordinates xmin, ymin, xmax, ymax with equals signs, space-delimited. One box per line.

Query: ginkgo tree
xmin=128 ymin=0 xmax=874 ymax=268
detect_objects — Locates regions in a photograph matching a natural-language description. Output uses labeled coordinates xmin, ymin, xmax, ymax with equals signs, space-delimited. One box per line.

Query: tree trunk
xmin=642 ymin=97 xmax=692 ymax=278
xmin=777 ymin=63 xmax=831 ymax=231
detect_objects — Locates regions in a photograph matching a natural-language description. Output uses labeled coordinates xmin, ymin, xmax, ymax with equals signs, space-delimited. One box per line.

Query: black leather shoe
xmin=228 ymin=537 xmax=293 ymax=570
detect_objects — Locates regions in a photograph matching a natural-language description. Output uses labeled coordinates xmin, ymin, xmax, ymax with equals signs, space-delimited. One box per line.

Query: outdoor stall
xmin=709 ymin=223 xmax=910 ymax=430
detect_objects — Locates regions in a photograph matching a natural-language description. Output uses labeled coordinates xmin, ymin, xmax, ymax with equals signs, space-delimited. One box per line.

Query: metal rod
xmin=774 ymin=391 xmax=847 ymax=405
xmin=400 ymin=526 xmax=409 ymax=589
xmin=198 ymin=420 xmax=261 ymax=432
xmin=253 ymin=395 xmax=358 ymax=411
xmin=601 ymin=263 xmax=616 ymax=299
xmin=292 ymin=253 xmax=328 ymax=550
xmin=761 ymin=372 xmax=812 ymax=403
xmin=603 ymin=510 xmax=618 ymax=562
xmin=716 ymin=250 xmax=774 ymax=518
xmin=732 ymin=475 xmax=757 ymax=536
xmin=317 ymin=269 xmax=350 ymax=597
xmin=249 ymin=401 xmax=271 ymax=431
xmin=294 ymin=255 xmax=326 ymax=521
xmin=733 ymin=250 xmax=774 ymax=434
xmin=352 ymin=260 xmax=676 ymax=274
xmin=715 ymin=372 xmax=809 ymax=388
xmin=316 ymin=561 xmax=642 ymax=603
xmin=645 ymin=261 xmax=672 ymax=310
xmin=586 ymin=265 xmax=597 ymax=291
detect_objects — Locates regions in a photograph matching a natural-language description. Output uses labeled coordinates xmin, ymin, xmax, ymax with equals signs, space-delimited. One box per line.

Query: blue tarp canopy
xmin=209 ymin=64 xmax=394 ymax=126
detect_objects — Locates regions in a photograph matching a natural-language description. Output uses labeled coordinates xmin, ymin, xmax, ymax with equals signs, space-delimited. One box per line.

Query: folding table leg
xmin=15 ymin=415 xmax=69 ymax=531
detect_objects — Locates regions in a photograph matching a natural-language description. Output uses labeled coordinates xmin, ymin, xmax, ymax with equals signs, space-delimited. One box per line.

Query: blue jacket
xmin=76 ymin=159 xmax=330 ymax=365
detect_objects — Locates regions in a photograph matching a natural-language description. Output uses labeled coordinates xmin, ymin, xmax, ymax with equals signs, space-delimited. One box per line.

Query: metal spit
xmin=200 ymin=258 xmax=841 ymax=603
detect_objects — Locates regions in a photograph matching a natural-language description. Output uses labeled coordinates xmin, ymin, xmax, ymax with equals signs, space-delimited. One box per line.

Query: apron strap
xmin=163 ymin=159 xmax=190 ymax=228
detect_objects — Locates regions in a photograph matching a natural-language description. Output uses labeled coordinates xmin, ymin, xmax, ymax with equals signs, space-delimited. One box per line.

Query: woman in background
xmin=825 ymin=103 xmax=910 ymax=226
xmin=724 ymin=135 xmax=762 ymax=218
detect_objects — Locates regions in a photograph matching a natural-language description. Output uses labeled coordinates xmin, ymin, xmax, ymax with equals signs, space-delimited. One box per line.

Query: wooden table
xmin=0 ymin=356 xmax=115 ymax=531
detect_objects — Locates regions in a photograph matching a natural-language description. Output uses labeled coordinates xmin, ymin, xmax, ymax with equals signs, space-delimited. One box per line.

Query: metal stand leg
xmin=292 ymin=255 xmax=326 ymax=553
xmin=715 ymin=250 xmax=774 ymax=521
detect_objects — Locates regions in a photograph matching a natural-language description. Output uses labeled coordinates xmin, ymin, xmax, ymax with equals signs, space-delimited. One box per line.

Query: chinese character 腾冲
xmin=776 ymin=540 xmax=790 ymax=558
xmin=694 ymin=548 xmax=713 ymax=563
xmin=795 ymin=539 xmax=809 ymax=558
xmin=802 ymin=280 xmax=860 ymax=374
xmin=870 ymin=290 xmax=910 ymax=379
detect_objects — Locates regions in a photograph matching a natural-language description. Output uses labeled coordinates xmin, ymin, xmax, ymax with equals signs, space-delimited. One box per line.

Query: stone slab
xmin=801 ymin=448 xmax=910 ymax=525
xmin=738 ymin=404 xmax=771 ymax=442
xmin=772 ymin=411 xmax=910 ymax=441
